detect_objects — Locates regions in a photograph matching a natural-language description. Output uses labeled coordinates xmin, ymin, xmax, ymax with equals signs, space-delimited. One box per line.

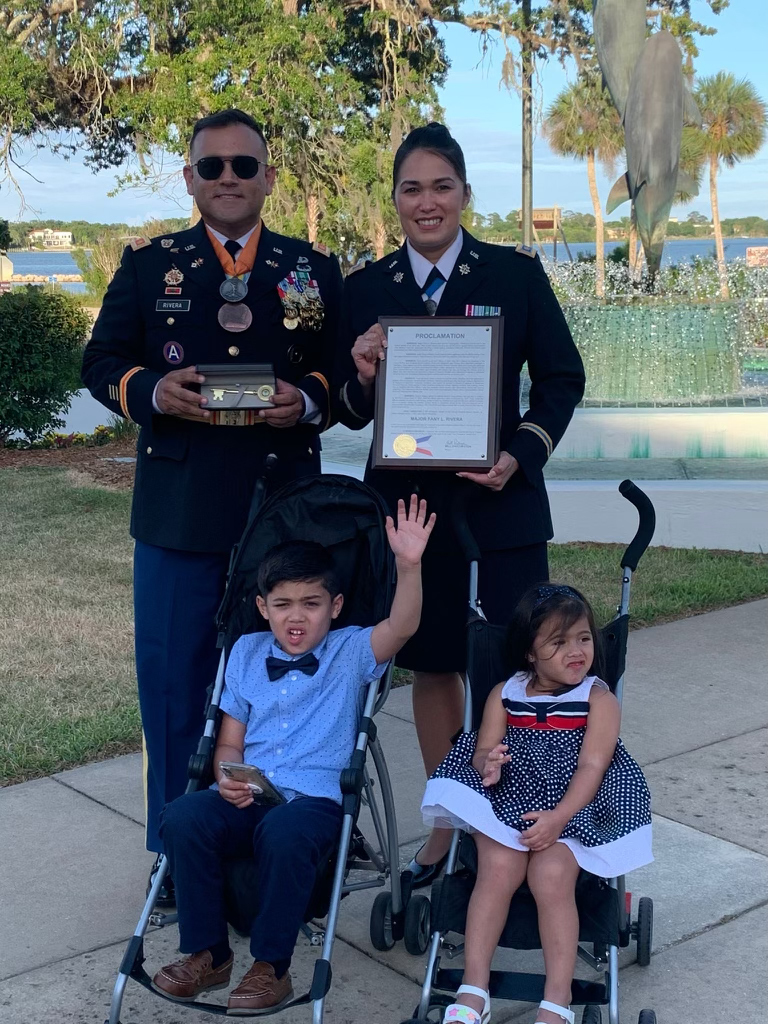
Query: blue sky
xmin=1 ymin=0 xmax=766 ymax=226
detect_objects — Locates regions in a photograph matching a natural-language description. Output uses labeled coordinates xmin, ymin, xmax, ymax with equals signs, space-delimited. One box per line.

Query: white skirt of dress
xmin=422 ymin=777 xmax=654 ymax=878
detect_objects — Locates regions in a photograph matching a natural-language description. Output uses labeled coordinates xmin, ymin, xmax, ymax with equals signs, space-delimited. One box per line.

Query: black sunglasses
xmin=192 ymin=155 xmax=263 ymax=180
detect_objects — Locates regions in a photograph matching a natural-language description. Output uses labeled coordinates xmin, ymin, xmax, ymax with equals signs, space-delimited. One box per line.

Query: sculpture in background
xmin=594 ymin=0 xmax=701 ymax=281
xmin=593 ymin=0 xmax=646 ymax=120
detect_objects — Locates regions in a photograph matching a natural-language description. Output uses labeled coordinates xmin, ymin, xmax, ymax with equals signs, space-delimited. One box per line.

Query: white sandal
xmin=441 ymin=984 xmax=491 ymax=1023
xmin=535 ymin=1001 xmax=574 ymax=1024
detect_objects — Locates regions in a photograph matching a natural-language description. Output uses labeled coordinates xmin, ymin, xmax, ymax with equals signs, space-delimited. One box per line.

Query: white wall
xmin=554 ymin=408 xmax=768 ymax=460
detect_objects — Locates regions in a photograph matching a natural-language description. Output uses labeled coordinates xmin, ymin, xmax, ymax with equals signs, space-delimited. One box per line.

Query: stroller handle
xmin=247 ymin=453 xmax=279 ymax=527
xmin=450 ymin=483 xmax=482 ymax=564
xmin=618 ymin=479 xmax=656 ymax=571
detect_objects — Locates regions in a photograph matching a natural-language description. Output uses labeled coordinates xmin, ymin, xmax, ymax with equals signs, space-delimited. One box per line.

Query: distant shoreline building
xmin=28 ymin=228 xmax=74 ymax=248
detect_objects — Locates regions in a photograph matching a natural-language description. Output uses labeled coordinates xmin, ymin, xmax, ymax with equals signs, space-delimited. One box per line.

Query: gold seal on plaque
xmin=257 ymin=384 xmax=275 ymax=401
xmin=392 ymin=434 xmax=417 ymax=458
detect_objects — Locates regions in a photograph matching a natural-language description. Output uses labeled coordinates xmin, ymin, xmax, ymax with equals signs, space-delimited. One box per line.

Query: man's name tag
xmin=156 ymin=299 xmax=191 ymax=312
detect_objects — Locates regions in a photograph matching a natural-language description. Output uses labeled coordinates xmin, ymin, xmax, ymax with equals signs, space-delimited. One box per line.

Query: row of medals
xmin=217 ymin=269 xmax=324 ymax=334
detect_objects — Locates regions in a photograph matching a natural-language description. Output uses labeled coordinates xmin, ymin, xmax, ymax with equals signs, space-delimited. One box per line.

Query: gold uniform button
xmin=228 ymin=345 xmax=240 ymax=357
xmin=166 ymin=317 xmax=175 ymax=325
xmin=146 ymin=446 xmax=153 ymax=454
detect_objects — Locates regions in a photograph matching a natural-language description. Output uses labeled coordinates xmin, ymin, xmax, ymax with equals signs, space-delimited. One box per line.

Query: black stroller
xmin=401 ymin=479 xmax=657 ymax=1024
xmin=105 ymin=469 xmax=421 ymax=1024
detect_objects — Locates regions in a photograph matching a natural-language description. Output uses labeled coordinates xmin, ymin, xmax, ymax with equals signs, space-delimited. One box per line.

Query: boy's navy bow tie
xmin=266 ymin=652 xmax=319 ymax=681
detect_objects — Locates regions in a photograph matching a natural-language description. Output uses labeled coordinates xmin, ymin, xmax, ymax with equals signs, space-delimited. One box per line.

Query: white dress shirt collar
xmin=206 ymin=223 xmax=259 ymax=254
xmin=406 ymin=228 xmax=464 ymax=289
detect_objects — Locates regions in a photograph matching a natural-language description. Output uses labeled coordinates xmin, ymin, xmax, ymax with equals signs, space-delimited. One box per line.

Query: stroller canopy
xmin=218 ymin=475 xmax=395 ymax=651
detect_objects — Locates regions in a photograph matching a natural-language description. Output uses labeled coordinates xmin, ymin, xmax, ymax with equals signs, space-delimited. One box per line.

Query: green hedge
xmin=0 ymin=287 xmax=90 ymax=443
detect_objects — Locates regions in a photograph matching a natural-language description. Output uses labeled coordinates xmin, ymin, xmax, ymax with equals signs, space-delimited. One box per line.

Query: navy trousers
xmin=160 ymin=790 xmax=343 ymax=962
xmin=134 ymin=541 xmax=229 ymax=853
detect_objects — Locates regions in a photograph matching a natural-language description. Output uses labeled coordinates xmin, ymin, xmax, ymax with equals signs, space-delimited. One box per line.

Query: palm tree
xmin=676 ymin=125 xmax=707 ymax=204
xmin=543 ymin=77 xmax=623 ymax=297
xmin=693 ymin=73 xmax=767 ymax=298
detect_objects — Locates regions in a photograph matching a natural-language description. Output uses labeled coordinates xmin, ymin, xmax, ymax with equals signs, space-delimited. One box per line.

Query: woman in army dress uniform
xmin=333 ymin=123 xmax=585 ymax=884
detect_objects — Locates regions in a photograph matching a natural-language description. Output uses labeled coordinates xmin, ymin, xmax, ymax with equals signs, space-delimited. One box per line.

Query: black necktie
xmin=422 ymin=266 xmax=446 ymax=316
xmin=266 ymin=652 xmax=320 ymax=681
xmin=224 ymin=239 xmax=241 ymax=261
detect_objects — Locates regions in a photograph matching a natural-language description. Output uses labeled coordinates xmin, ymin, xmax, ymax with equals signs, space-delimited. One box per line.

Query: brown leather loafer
xmin=227 ymin=961 xmax=293 ymax=1015
xmin=152 ymin=949 xmax=233 ymax=1001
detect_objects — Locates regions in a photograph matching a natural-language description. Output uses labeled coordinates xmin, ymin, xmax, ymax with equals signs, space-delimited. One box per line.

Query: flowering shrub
xmin=4 ymin=424 xmax=118 ymax=450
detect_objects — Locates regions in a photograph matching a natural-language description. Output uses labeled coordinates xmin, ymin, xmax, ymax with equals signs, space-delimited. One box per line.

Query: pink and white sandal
xmin=535 ymin=1001 xmax=574 ymax=1024
xmin=441 ymin=985 xmax=491 ymax=1023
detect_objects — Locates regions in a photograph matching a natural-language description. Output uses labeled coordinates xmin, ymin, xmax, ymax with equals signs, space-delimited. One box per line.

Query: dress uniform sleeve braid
xmin=505 ymin=255 xmax=585 ymax=480
xmin=81 ymin=244 xmax=164 ymax=427
xmin=296 ymin=253 xmax=343 ymax=432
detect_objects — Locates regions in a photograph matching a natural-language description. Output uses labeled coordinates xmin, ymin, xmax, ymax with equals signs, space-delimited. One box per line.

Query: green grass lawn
xmin=2 ymin=466 xmax=767 ymax=786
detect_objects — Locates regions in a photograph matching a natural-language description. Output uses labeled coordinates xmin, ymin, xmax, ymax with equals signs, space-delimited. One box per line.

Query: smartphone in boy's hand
xmin=218 ymin=762 xmax=287 ymax=806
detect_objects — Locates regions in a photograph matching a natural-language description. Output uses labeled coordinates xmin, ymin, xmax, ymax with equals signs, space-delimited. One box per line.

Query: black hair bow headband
xmin=533 ymin=584 xmax=580 ymax=609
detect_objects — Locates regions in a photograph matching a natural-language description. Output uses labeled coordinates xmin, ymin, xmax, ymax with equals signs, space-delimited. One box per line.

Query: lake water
xmin=539 ymin=237 xmax=768 ymax=264
xmin=6 ymin=251 xmax=87 ymax=292
xmin=5 ymin=236 xmax=767 ymax=295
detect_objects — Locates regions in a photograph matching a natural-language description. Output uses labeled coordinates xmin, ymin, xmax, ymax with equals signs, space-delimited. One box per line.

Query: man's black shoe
xmin=147 ymin=855 xmax=176 ymax=908
xmin=404 ymin=845 xmax=449 ymax=890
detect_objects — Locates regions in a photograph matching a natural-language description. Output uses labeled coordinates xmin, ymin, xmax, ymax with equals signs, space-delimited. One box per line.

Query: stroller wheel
xmin=370 ymin=891 xmax=396 ymax=951
xmin=582 ymin=1006 xmax=602 ymax=1023
xmin=638 ymin=1012 xmax=657 ymax=1024
xmin=404 ymin=893 xmax=432 ymax=955
xmin=633 ymin=896 xmax=653 ymax=966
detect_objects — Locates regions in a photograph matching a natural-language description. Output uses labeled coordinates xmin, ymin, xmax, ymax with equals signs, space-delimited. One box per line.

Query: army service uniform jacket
xmin=333 ymin=232 xmax=585 ymax=551
xmin=82 ymin=221 xmax=343 ymax=554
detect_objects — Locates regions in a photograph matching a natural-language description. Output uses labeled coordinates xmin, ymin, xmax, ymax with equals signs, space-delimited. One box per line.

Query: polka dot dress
xmin=421 ymin=673 xmax=653 ymax=877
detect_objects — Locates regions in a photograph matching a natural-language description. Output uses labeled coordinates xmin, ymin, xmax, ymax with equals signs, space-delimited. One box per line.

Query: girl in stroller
xmin=421 ymin=584 xmax=653 ymax=1024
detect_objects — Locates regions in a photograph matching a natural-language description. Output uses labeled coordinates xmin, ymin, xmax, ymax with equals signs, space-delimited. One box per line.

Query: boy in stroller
xmin=152 ymin=495 xmax=435 ymax=1013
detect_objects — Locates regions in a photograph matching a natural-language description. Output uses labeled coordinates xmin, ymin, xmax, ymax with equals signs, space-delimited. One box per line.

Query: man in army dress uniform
xmin=82 ymin=109 xmax=342 ymax=899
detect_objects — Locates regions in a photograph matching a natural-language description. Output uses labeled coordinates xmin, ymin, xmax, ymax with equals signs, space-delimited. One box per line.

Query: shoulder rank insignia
xmin=129 ymin=236 xmax=152 ymax=251
xmin=515 ymin=243 xmax=536 ymax=258
xmin=312 ymin=241 xmax=332 ymax=257
xmin=348 ymin=260 xmax=369 ymax=276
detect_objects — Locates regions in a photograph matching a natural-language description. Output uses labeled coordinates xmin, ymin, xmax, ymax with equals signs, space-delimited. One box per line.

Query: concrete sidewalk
xmin=1 ymin=601 xmax=767 ymax=1024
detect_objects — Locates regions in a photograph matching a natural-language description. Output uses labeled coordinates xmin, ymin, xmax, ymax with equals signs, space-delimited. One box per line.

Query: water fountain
xmin=543 ymin=258 xmax=768 ymax=460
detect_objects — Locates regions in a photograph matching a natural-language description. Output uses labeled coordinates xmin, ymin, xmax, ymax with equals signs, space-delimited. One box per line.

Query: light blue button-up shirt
xmin=220 ymin=625 xmax=387 ymax=804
